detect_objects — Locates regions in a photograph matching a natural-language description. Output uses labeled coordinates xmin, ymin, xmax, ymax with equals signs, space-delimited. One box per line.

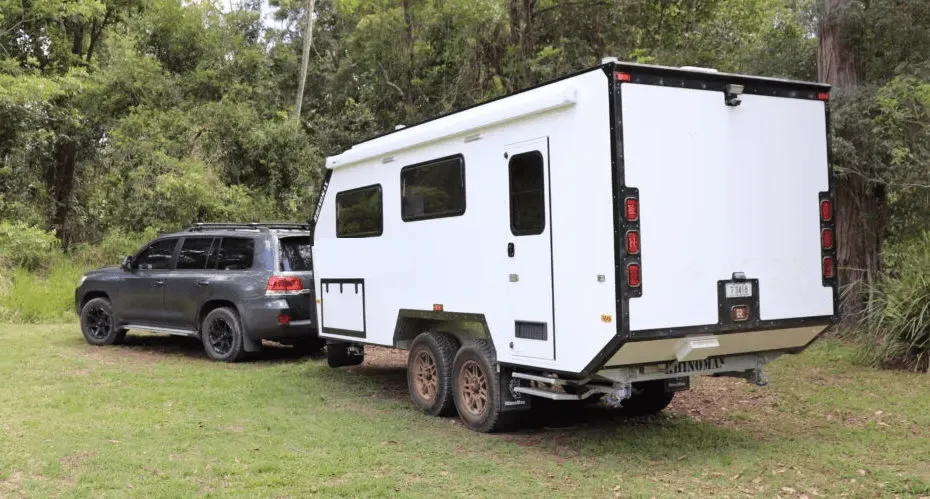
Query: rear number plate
xmin=725 ymin=282 xmax=752 ymax=298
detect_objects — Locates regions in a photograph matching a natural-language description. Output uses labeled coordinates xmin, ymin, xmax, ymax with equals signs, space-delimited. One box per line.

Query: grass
xmin=1 ymin=324 xmax=928 ymax=498
xmin=0 ymin=261 xmax=85 ymax=323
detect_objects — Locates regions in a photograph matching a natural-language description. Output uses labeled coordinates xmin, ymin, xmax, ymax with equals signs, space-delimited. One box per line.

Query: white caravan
xmin=310 ymin=60 xmax=838 ymax=433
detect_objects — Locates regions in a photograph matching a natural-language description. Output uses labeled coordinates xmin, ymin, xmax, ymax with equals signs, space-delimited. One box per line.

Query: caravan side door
xmin=504 ymin=138 xmax=555 ymax=360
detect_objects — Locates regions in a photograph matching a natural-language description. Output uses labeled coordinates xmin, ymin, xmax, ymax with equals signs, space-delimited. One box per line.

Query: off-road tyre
xmin=201 ymin=307 xmax=246 ymax=362
xmin=617 ymin=380 xmax=676 ymax=416
xmin=79 ymin=297 xmax=127 ymax=346
xmin=407 ymin=332 xmax=459 ymax=417
xmin=326 ymin=341 xmax=364 ymax=368
xmin=452 ymin=340 xmax=513 ymax=433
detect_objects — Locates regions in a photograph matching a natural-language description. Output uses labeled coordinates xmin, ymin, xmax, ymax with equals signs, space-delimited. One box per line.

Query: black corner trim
xmin=309 ymin=168 xmax=333 ymax=245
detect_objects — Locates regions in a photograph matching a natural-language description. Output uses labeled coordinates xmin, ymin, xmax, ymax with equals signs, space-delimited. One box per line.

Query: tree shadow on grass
xmin=89 ymin=332 xmax=326 ymax=364
xmin=324 ymin=361 xmax=762 ymax=459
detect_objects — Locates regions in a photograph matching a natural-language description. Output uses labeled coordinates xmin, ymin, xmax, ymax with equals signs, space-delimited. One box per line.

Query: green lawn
xmin=1 ymin=324 xmax=928 ymax=498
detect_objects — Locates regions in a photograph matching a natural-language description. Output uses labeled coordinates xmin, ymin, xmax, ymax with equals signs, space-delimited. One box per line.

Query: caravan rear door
xmin=619 ymin=76 xmax=836 ymax=336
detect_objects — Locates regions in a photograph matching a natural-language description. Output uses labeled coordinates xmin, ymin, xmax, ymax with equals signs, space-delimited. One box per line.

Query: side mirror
xmin=121 ymin=255 xmax=133 ymax=271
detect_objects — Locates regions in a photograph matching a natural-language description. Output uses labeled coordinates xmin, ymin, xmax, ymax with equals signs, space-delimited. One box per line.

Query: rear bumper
xmin=603 ymin=324 xmax=828 ymax=368
xmin=240 ymin=297 xmax=318 ymax=342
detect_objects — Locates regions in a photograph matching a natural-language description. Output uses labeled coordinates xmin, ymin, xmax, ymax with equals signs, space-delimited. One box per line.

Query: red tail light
xmin=823 ymin=257 xmax=835 ymax=279
xmin=627 ymin=264 xmax=641 ymax=287
xmin=822 ymin=228 xmax=834 ymax=249
xmin=267 ymin=275 xmax=303 ymax=293
xmin=626 ymin=231 xmax=640 ymax=254
xmin=820 ymin=200 xmax=832 ymax=221
xmin=616 ymin=72 xmax=631 ymax=82
xmin=277 ymin=313 xmax=291 ymax=325
xmin=817 ymin=92 xmax=830 ymax=101
xmin=624 ymin=198 xmax=639 ymax=222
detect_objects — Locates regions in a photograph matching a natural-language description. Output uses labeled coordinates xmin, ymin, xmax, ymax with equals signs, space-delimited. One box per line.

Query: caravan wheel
xmin=406 ymin=332 xmax=458 ymax=417
xmin=452 ymin=340 xmax=512 ymax=433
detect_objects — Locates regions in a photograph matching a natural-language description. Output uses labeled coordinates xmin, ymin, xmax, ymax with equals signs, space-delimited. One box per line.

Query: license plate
xmin=725 ymin=282 xmax=752 ymax=298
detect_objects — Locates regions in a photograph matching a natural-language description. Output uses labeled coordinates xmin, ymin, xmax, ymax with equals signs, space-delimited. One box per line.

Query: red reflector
xmin=822 ymin=228 xmax=834 ymax=250
xmin=626 ymin=231 xmax=640 ymax=254
xmin=820 ymin=200 xmax=833 ymax=221
xmin=267 ymin=275 xmax=303 ymax=292
xmin=627 ymin=264 xmax=641 ymax=287
xmin=823 ymin=256 xmax=835 ymax=279
xmin=433 ymin=304 xmax=444 ymax=312
xmin=616 ymin=72 xmax=631 ymax=82
xmin=277 ymin=313 xmax=291 ymax=325
xmin=731 ymin=305 xmax=750 ymax=322
xmin=624 ymin=198 xmax=639 ymax=222
xmin=817 ymin=92 xmax=830 ymax=101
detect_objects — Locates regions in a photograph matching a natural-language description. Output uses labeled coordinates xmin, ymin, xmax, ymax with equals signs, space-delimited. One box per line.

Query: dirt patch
xmin=669 ymin=376 xmax=780 ymax=428
xmin=60 ymin=450 xmax=96 ymax=470
xmin=362 ymin=346 xmax=407 ymax=369
xmin=0 ymin=471 xmax=24 ymax=496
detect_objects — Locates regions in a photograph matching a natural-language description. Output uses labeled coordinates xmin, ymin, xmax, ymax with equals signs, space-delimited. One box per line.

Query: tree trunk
xmin=818 ymin=0 xmax=882 ymax=318
xmin=49 ymin=140 xmax=78 ymax=245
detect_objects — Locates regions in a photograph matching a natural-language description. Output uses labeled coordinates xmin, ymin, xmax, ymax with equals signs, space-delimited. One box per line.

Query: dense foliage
xmin=1 ymin=0 xmax=928 ymax=368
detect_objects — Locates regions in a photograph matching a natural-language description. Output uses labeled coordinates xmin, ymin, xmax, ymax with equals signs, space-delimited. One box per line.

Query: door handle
xmin=507 ymin=242 xmax=515 ymax=258
xmin=152 ymin=280 xmax=165 ymax=287
xmin=196 ymin=280 xmax=210 ymax=287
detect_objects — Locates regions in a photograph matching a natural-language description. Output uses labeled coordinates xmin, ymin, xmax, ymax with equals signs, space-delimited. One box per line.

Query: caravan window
xmin=509 ymin=151 xmax=546 ymax=236
xmin=336 ymin=184 xmax=383 ymax=238
xmin=401 ymin=155 xmax=465 ymax=221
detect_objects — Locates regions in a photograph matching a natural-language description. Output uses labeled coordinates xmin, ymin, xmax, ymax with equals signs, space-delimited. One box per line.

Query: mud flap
xmin=499 ymin=369 xmax=532 ymax=412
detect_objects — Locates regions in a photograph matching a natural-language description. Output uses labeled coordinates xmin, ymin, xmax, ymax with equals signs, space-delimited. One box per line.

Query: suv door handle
xmin=196 ymin=280 xmax=210 ymax=287
xmin=152 ymin=280 xmax=165 ymax=287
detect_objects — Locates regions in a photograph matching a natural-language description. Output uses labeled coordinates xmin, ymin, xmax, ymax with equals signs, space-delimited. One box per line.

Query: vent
xmin=515 ymin=321 xmax=547 ymax=341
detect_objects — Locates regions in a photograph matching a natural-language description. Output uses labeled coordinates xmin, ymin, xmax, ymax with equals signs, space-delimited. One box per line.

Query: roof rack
xmin=186 ymin=223 xmax=311 ymax=232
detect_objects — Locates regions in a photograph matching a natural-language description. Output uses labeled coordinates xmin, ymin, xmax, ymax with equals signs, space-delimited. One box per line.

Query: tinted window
xmin=215 ymin=238 xmax=255 ymax=270
xmin=177 ymin=237 xmax=215 ymax=270
xmin=279 ymin=237 xmax=313 ymax=271
xmin=336 ymin=185 xmax=383 ymax=237
xmin=401 ymin=155 xmax=465 ymax=221
xmin=132 ymin=239 xmax=177 ymax=270
xmin=508 ymin=151 xmax=546 ymax=236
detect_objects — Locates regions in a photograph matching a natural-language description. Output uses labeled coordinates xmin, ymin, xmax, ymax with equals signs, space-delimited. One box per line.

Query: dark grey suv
xmin=74 ymin=223 xmax=320 ymax=362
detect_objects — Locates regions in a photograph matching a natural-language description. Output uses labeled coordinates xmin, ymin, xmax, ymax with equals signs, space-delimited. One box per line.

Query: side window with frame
xmin=508 ymin=151 xmax=546 ymax=236
xmin=215 ymin=237 xmax=255 ymax=270
xmin=336 ymin=184 xmax=383 ymax=238
xmin=177 ymin=237 xmax=216 ymax=270
xmin=132 ymin=238 xmax=178 ymax=270
xmin=401 ymin=155 xmax=465 ymax=221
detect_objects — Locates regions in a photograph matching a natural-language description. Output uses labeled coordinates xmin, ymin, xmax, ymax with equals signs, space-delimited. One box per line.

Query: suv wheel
xmin=201 ymin=307 xmax=246 ymax=362
xmin=79 ymin=297 xmax=127 ymax=346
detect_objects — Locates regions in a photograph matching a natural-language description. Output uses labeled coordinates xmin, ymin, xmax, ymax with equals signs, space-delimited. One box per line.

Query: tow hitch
xmin=604 ymin=384 xmax=632 ymax=408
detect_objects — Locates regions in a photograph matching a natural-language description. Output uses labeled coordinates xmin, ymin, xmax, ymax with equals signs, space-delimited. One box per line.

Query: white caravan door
xmin=504 ymin=138 xmax=555 ymax=360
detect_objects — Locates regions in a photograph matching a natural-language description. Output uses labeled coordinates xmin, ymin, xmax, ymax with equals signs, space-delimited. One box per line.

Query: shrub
xmin=851 ymin=232 xmax=930 ymax=372
xmin=0 ymin=222 xmax=61 ymax=271
xmin=0 ymin=260 xmax=84 ymax=323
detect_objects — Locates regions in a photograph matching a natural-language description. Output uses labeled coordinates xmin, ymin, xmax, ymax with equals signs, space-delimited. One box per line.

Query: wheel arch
xmin=197 ymin=299 xmax=240 ymax=332
xmin=79 ymin=291 xmax=110 ymax=311
xmin=393 ymin=309 xmax=491 ymax=350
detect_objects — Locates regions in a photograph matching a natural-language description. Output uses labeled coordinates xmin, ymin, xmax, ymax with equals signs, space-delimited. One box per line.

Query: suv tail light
xmin=267 ymin=275 xmax=303 ymax=294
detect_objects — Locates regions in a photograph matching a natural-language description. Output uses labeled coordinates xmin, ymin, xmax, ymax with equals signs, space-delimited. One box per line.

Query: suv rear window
xmin=215 ymin=237 xmax=255 ymax=270
xmin=279 ymin=237 xmax=312 ymax=271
